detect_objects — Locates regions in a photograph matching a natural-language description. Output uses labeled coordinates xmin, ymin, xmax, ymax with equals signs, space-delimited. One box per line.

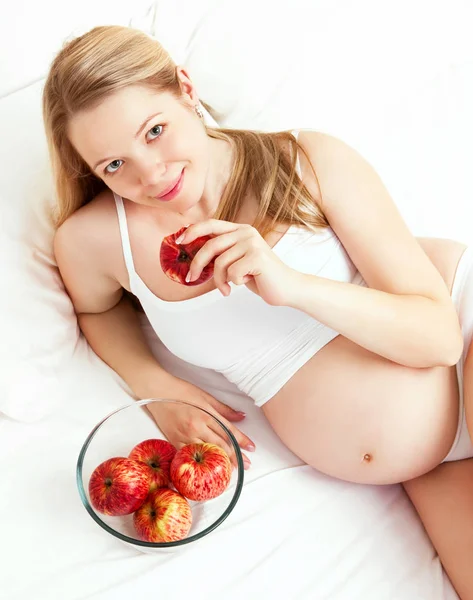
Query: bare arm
xmin=287 ymin=131 xmax=463 ymax=368
xmin=53 ymin=212 xmax=167 ymax=397
xmin=77 ymin=294 xmax=172 ymax=398
xmin=53 ymin=205 xmax=254 ymax=466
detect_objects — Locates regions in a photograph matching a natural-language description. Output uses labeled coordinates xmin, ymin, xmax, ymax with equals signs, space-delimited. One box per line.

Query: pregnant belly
xmin=263 ymin=335 xmax=460 ymax=484
xmin=262 ymin=237 xmax=467 ymax=484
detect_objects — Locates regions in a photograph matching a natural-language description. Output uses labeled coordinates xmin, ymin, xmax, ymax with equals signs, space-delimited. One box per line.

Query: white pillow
xmin=161 ymin=0 xmax=472 ymax=136
xmin=0 ymin=80 xmax=80 ymax=421
xmin=0 ymin=75 xmax=216 ymax=422
xmin=0 ymin=0 xmax=158 ymax=98
xmin=0 ymin=1 xmax=219 ymax=423
xmin=166 ymin=0 xmax=473 ymax=240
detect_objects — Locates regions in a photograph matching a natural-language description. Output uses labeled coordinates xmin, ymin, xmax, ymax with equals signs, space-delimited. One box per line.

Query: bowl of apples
xmin=76 ymin=398 xmax=244 ymax=553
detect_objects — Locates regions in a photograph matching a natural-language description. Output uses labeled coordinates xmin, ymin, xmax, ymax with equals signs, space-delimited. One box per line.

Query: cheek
xmin=174 ymin=135 xmax=210 ymax=175
xmin=173 ymin=128 xmax=207 ymax=160
xmin=102 ymin=170 xmax=139 ymax=197
xmin=189 ymin=146 xmax=210 ymax=186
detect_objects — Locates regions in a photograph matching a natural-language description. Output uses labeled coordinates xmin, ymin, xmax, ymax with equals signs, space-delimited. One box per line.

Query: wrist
xmin=131 ymin=363 xmax=179 ymax=400
xmin=284 ymin=269 xmax=311 ymax=308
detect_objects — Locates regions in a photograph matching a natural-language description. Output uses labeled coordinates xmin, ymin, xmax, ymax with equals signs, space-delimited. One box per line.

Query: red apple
xmin=160 ymin=226 xmax=215 ymax=286
xmin=88 ymin=457 xmax=151 ymax=516
xmin=133 ymin=488 xmax=193 ymax=543
xmin=129 ymin=439 xmax=177 ymax=491
xmin=170 ymin=442 xmax=232 ymax=502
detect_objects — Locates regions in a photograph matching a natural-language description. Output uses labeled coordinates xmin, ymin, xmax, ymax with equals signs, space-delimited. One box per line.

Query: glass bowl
xmin=76 ymin=398 xmax=244 ymax=553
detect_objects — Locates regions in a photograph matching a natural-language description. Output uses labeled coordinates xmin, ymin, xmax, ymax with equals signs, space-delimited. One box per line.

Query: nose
xmin=137 ymin=156 xmax=165 ymax=187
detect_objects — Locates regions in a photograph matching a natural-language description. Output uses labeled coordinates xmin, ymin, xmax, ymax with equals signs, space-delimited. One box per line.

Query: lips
xmin=155 ymin=170 xmax=184 ymax=200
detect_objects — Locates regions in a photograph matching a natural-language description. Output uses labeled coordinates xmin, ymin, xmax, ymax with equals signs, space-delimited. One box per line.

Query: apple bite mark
xmin=160 ymin=226 xmax=215 ymax=286
xmin=133 ymin=488 xmax=193 ymax=543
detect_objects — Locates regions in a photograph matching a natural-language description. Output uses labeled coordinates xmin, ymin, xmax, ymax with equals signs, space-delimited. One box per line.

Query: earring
xmin=194 ymin=104 xmax=204 ymax=119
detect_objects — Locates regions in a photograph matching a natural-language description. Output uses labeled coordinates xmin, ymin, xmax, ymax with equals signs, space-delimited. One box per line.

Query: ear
xmin=175 ymin=66 xmax=199 ymax=105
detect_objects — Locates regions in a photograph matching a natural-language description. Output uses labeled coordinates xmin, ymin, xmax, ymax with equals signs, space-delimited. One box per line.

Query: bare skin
xmin=70 ymin=187 xmax=473 ymax=600
xmin=63 ymin=79 xmax=472 ymax=486
xmin=68 ymin=190 xmax=470 ymax=484
xmin=59 ymin=77 xmax=473 ymax=597
xmin=63 ymin=183 xmax=473 ymax=599
xmin=263 ymin=238 xmax=466 ymax=485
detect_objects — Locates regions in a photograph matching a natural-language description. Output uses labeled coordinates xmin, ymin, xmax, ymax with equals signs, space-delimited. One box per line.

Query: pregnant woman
xmin=43 ymin=26 xmax=473 ymax=598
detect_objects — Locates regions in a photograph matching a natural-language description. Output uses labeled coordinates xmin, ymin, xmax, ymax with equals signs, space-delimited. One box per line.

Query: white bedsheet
xmin=2 ymin=1 xmax=472 ymax=598
xmin=0 ymin=319 xmax=458 ymax=600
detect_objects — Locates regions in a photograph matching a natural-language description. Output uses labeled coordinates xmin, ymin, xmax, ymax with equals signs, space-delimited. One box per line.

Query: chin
xmin=177 ymin=196 xmax=202 ymax=212
xmin=168 ymin=186 xmax=205 ymax=214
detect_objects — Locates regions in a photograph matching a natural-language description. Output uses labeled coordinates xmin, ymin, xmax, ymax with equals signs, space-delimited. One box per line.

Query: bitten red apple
xmin=170 ymin=442 xmax=232 ymax=502
xmin=88 ymin=457 xmax=151 ymax=516
xmin=160 ymin=226 xmax=215 ymax=286
xmin=133 ymin=488 xmax=193 ymax=543
xmin=129 ymin=439 xmax=177 ymax=491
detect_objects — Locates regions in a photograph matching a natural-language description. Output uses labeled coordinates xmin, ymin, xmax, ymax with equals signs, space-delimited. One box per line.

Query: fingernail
xmin=236 ymin=411 xmax=246 ymax=417
xmin=176 ymin=234 xmax=185 ymax=244
xmin=246 ymin=443 xmax=256 ymax=452
xmin=243 ymin=457 xmax=251 ymax=470
xmin=185 ymin=271 xmax=192 ymax=283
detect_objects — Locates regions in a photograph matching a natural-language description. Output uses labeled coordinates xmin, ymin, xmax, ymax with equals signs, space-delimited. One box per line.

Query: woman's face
xmin=68 ymin=78 xmax=211 ymax=212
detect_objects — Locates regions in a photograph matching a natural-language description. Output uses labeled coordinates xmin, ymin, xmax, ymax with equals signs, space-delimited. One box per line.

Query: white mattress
xmin=0 ymin=318 xmax=459 ymax=600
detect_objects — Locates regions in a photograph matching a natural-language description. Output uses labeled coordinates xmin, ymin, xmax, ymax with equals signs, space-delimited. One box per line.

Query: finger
xmin=215 ymin=415 xmax=256 ymax=454
xmin=204 ymin=395 xmax=247 ymax=423
xmin=198 ymin=398 xmax=256 ymax=451
xmin=212 ymin=245 xmax=247 ymax=295
xmin=227 ymin=253 xmax=261 ymax=286
xmin=171 ymin=429 xmax=225 ymax=453
xmin=178 ymin=219 xmax=243 ymax=245
xmin=188 ymin=232 xmax=243 ymax=284
xmin=190 ymin=430 xmax=251 ymax=471
xmin=206 ymin=425 xmax=252 ymax=470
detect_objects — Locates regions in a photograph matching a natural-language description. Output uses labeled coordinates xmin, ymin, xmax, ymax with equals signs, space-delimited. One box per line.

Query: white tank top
xmin=113 ymin=130 xmax=366 ymax=406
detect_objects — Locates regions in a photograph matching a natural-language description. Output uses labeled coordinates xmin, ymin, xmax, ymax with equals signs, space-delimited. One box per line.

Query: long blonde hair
xmin=43 ymin=25 xmax=328 ymax=237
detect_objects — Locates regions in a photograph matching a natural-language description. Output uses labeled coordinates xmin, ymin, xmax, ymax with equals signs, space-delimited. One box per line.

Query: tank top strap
xmin=112 ymin=192 xmax=137 ymax=283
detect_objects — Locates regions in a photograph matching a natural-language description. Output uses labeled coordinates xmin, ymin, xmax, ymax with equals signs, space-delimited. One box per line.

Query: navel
xmin=361 ymin=453 xmax=373 ymax=463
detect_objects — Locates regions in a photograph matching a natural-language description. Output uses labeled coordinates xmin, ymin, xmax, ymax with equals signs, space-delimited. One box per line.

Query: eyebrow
xmin=92 ymin=111 xmax=163 ymax=170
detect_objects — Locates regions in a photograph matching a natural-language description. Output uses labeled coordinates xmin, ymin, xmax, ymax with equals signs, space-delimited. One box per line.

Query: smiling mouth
xmin=155 ymin=170 xmax=184 ymax=199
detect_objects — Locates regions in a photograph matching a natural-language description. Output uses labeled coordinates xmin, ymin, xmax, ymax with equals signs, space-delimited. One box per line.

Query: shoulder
xmin=295 ymin=129 xmax=360 ymax=169
xmin=54 ymin=188 xmax=118 ymax=250
xmin=296 ymin=130 xmax=377 ymax=179
xmin=53 ymin=189 xmax=124 ymax=313
xmin=294 ymin=130 xmax=382 ymax=210
xmin=54 ymin=188 xmax=122 ymax=276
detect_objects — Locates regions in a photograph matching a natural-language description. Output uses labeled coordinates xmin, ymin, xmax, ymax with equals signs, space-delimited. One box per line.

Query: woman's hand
xmin=176 ymin=220 xmax=299 ymax=306
xmin=145 ymin=374 xmax=255 ymax=470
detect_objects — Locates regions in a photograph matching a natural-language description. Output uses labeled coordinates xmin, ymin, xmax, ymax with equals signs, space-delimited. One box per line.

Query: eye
xmin=104 ymin=159 xmax=123 ymax=175
xmin=102 ymin=125 xmax=165 ymax=176
xmin=146 ymin=124 xmax=164 ymax=141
